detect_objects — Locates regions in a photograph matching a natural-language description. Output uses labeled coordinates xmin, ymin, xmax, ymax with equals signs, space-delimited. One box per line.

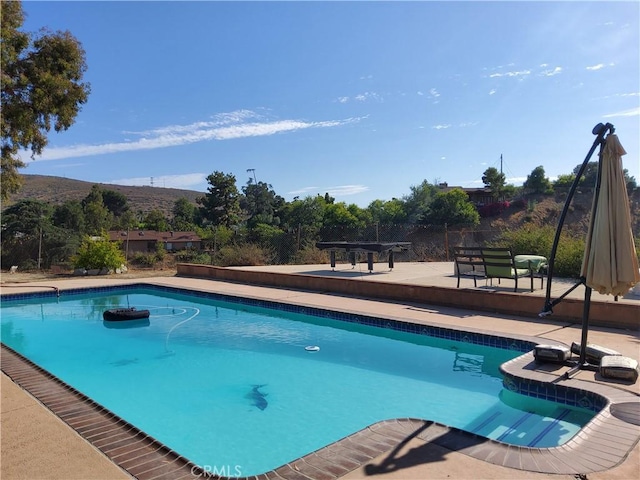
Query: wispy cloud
xmin=288 ymin=185 xmax=368 ymax=198
xmin=429 ymin=88 xmax=440 ymax=98
xmin=489 ymin=89 xmax=497 ymax=95
xmin=586 ymin=63 xmax=615 ymax=71
xmin=432 ymin=122 xmax=476 ymax=130
xmin=489 ymin=69 xmax=531 ymax=78
xmin=35 ymin=110 xmax=362 ymax=161
xmin=539 ymin=66 xmax=562 ymax=77
xmin=603 ymin=107 xmax=640 ymax=118
xmin=109 ymin=173 xmax=207 ymax=189
xmin=336 ymin=92 xmax=383 ymax=103
xmin=325 ymin=185 xmax=369 ymax=197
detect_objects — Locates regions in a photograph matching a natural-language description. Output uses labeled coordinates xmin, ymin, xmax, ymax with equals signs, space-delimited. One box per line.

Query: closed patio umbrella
xmin=581 ymin=134 xmax=640 ymax=296
xmin=540 ymin=123 xmax=639 ymax=374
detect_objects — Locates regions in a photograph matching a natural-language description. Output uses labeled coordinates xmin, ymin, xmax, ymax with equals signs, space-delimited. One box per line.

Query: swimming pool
xmin=1 ymin=285 xmax=596 ymax=476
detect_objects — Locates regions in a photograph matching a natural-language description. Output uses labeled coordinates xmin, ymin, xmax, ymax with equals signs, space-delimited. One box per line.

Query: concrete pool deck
xmin=1 ymin=262 xmax=639 ymax=479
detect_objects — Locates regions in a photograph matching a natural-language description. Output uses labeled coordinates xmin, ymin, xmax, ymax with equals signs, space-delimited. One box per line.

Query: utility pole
xmin=246 ymin=168 xmax=257 ymax=184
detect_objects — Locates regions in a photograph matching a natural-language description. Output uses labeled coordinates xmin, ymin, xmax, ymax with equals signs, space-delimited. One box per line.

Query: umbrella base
xmin=564 ymin=361 xmax=598 ymax=379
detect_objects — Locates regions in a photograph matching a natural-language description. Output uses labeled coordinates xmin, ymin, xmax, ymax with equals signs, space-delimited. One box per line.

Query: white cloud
xmin=353 ymin=91 xmax=383 ymax=102
xmin=539 ymin=66 xmax=562 ymax=77
xmin=586 ymin=63 xmax=615 ymax=71
xmin=417 ymin=91 xmax=424 ymax=96
xmin=489 ymin=89 xmax=497 ymax=95
xmin=432 ymin=124 xmax=451 ymax=130
xmin=288 ymin=185 xmax=368 ymax=198
xmin=489 ymin=70 xmax=531 ymax=78
xmin=109 ymin=173 xmax=207 ymax=189
xmin=337 ymin=96 xmax=349 ymax=103
xmin=429 ymin=88 xmax=440 ymax=98
xmin=325 ymin=185 xmax=369 ymax=197
xmin=603 ymin=107 xmax=640 ymax=118
xmin=287 ymin=186 xmax=319 ymax=196
xmin=35 ymin=110 xmax=362 ymax=161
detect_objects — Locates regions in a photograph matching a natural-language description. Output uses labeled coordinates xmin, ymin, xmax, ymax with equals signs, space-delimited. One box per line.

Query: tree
xmin=1 ymin=0 xmax=90 ymax=200
xmin=53 ymin=200 xmax=85 ymax=232
xmin=523 ymin=166 xmax=553 ymax=194
xmin=402 ymin=180 xmax=438 ymax=224
xmin=72 ymin=234 xmax=125 ymax=271
xmin=241 ymin=180 xmax=285 ymax=229
xmin=553 ymin=174 xmax=576 ymax=189
xmin=197 ymin=171 xmax=241 ymax=228
xmin=143 ymin=209 xmax=170 ymax=232
xmin=367 ymin=198 xmax=407 ymax=224
xmin=573 ymin=161 xmax=636 ymax=192
xmin=481 ymin=167 xmax=506 ymax=200
xmin=171 ymin=197 xmax=197 ymax=231
xmin=101 ymin=189 xmax=129 ymax=217
xmin=423 ymin=189 xmax=480 ymax=226
xmin=0 ymin=198 xmax=58 ymax=269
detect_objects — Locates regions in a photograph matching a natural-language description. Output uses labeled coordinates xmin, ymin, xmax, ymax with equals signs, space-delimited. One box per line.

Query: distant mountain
xmin=7 ymin=174 xmax=203 ymax=216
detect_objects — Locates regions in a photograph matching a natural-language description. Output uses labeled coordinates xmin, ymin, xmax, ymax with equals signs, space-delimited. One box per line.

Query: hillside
xmin=7 ymin=174 xmax=202 ymax=216
xmin=5 ymin=174 xmax=639 ymax=237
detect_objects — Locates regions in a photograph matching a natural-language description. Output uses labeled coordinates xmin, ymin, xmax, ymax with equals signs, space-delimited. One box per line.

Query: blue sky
xmin=20 ymin=1 xmax=640 ymax=206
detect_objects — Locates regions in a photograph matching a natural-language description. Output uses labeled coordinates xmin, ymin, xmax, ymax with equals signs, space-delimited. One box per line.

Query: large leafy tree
xmin=573 ymin=161 xmax=636 ymax=192
xmin=241 ymin=180 xmax=285 ymax=229
xmin=143 ymin=209 xmax=170 ymax=232
xmin=402 ymin=180 xmax=438 ymax=224
xmin=481 ymin=167 xmax=506 ymax=200
xmin=1 ymin=198 xmax=52 ymax=268
xmin=1 ymin=0 xmax=91 ymax=200
xmin=523 ymin=165 xmax=553 ymax=194
xmin=367 ymin=198 xmax=407 ymax=224
xmin=197 ymin=171 xmax=241 ymax=228
xmin=171 ymin=197 xmax=198 ymax=231
xmin=423 ymin=189 xmax=480 ymax=226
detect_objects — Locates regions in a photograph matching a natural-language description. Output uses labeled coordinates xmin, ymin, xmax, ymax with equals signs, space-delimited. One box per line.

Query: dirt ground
xmin=1 ymin=267 xmax=178 ymax=285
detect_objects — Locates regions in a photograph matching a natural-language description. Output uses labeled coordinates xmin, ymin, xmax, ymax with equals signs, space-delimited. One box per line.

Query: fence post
xmin=444 ymin=223 xmax=449 ymax=261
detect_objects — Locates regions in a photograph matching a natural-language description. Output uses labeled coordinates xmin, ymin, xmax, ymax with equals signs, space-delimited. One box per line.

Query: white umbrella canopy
xmin=581 ymin=134 xmax=640 ymax=296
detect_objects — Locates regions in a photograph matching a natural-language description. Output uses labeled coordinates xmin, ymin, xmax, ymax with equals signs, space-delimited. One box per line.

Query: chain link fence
xmin=241 ymin=224 xmax=501 ymax=266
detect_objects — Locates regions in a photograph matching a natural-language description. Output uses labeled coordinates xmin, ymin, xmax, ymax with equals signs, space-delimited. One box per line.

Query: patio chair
xmin=453 ymin=247 xmax=485 ymax=288
xmin=481 ymin=247 xmax=534 ymax=292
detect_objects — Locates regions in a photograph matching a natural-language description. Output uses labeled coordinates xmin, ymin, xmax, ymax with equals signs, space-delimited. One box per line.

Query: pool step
xmin=470 ymin=407 xmax=572 ymax=447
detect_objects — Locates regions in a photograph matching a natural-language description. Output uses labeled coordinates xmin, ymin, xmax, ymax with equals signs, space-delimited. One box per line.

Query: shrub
xmin=510 ymin=198 xmax=526 ymax=209
xmin=130 ymin=253 xmax=157 ymax=267
xmin=490 ymin=225 xmax=585 ymax=278
xmin=478 ymin=201 xmax=510 ymax=218
xmin=291 ymin=246 xmax=328 ymax=265
xmin=213 ymin=244 xmax=271 ymax=266
xmin=72 ymin=235 xmax=125 ymax=271
xmin=174 ymin=249 xmax=212 ymax=265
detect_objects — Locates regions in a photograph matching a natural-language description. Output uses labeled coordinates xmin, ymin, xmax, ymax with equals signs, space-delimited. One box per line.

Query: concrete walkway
xmin=1 ymin=264 xmax=639 ymax=479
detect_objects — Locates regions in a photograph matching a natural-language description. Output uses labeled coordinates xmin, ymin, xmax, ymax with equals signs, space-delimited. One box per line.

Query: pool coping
xmin=2 ymin=283 xmax=639 ymax=479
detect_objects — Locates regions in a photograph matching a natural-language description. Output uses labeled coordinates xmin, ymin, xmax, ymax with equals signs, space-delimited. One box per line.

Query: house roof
xmin=108 ymin=230 xmax=201 ymax=242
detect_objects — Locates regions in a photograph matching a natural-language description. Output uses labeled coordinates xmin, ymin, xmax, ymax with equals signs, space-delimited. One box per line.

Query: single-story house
xmin=108 ymin=230 xmax=202 ymax=254
xmin=437 ymin=183 xmax=501 ymax=206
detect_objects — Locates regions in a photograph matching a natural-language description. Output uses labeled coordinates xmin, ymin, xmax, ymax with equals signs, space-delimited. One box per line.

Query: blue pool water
xmin=1 ymin=288 xmax=594 ymax=476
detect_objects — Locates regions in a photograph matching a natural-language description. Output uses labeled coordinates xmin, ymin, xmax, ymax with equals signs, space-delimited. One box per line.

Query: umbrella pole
xmin=560 ymin=124 xmax=612 ymax=380
xmin=540 ymin=122 xmax=614 ymax=317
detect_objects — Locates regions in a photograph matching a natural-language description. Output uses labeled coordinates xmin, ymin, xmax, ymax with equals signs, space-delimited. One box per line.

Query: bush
xmin=174 ymin=249 xmax=212 ymax=265
xmin=490 ymin=225 xmax=585 ymax=278
xmin=72 ymin=235 xmax=125 ymax=271
xmin=291 ymin=246 xmax=328 ymax=265
xmin=478 ymin=201 xmax=510 ymax=218
xmin=213 ymin=244 xmax=272 ymax=266
xmin=130 ymin=253 xmax=157 ymax=267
